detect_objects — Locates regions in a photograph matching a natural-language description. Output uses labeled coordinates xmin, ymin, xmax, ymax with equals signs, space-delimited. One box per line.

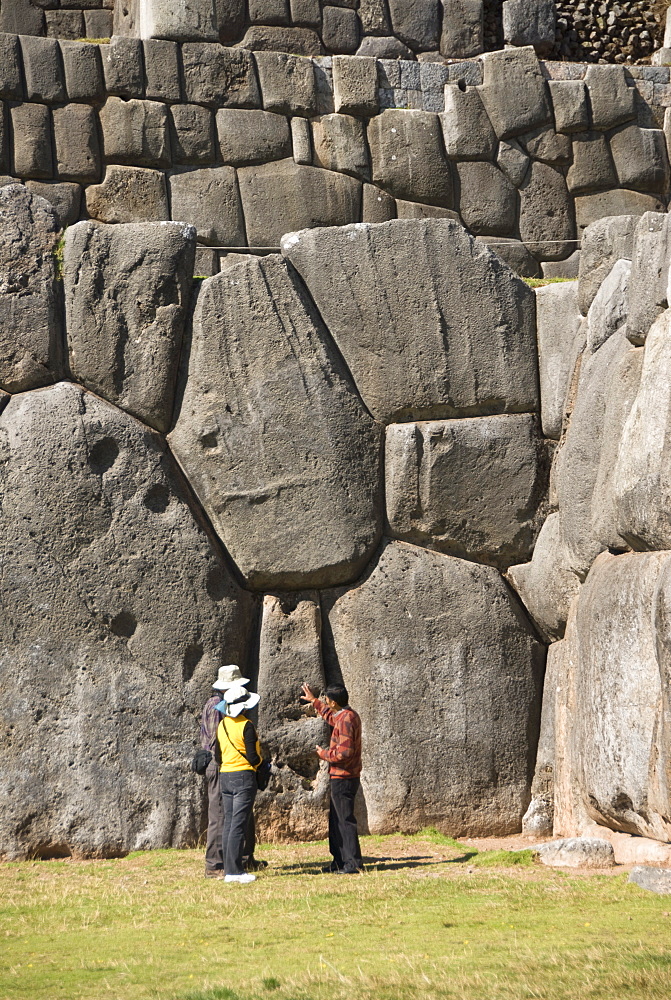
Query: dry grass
xmin=1 ymin=834 xmax=670 ymax=1000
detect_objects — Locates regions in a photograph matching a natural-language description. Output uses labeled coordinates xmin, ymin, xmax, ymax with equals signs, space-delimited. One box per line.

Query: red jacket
xmin=314 ymin=699 xmax=362 ymax=779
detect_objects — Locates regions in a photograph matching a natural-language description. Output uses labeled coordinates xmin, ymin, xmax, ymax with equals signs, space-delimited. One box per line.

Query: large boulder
xmin=255 ymin=592 xmax=330 ymax=841
xmin=367 ymin=110 xmax=454 ymax=208
xmin=0 ymin=382 xmax=255 ymax=860
xmin=168 ymin=255 xmax=383 ymax=590
xmin=0 ymin=184 xmax=63 ymax=393
xmin=281 ymin=219 xmax=539 ymax=424
xmin=322 ymin=540 xmax=546 ymax=836
xmin=385 ymin=414 xmax=548 ymax=569
xmin=578 ymin=214 xmax=638 ymax=315
xmin=64 ymin=221 xmax=196 ymax=434
xmin=518 ymin=162 xmax=575 ymax=262
xmin=537 ymin=838 xmax=615 ymax=868
xmin=535 ymin=280 xmax=582 ymax=440
xmin=237 ymin=158 xmax=361 ymax=247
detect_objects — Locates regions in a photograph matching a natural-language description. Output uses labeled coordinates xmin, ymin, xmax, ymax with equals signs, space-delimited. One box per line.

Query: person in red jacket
xmin=301 ymin=681 xmax=364 ymax=874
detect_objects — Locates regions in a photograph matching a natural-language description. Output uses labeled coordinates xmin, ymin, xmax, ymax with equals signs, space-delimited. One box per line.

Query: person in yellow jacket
xmin=216 ymin=684 xmax=263 ymax=884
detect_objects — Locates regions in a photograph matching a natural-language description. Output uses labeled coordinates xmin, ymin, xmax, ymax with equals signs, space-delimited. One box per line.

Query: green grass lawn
xmin=1 ymin=832 xmax=669 ymax=1000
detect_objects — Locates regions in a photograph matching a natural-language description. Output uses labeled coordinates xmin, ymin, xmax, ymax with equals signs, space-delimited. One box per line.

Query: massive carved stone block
xmin=0 ymin=383 xmax=255 ymax=860
xmin=368 ymin=110 xmax=454 ymax=208
xmin=237 ymin=158 xmax=361 ymax=247
xmin=0 ymin=184 xmax=62 ymax=394
xmin=385 ymin=415 xmax=548 ymax=569
xmin=535 ymin=279 xmax=582 ymax=440
xmin=282 ymin=219 xmax=539 ymax=423
xmin=168 ymin=255 xmax=383 ymax=590
xmin=323 ymin=541 xmax=545 ymax=836
xmin=255 ymin=592 xmax=330 ymax=841
xmin=64 ymin=221 xmax=196 ymax=434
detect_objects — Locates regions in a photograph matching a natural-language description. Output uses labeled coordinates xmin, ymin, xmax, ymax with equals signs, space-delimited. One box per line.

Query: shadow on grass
xmin=270 ymin=854 xmax=476 ymax=874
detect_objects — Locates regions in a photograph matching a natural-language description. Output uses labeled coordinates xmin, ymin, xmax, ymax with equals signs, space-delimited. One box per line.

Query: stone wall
xmin=1 ymin=34 xmax=670 ymax=279
xmin=511 ymin=211 xmax=671 ymax=863
xmin=0 ymin=186 xmax=549 ymax=858
xmin=0 ymin=0 xmax=113 ymax=40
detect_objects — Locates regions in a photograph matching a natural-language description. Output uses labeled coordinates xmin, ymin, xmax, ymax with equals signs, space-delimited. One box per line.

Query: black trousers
xmin=219 ymin=770 xmax=257 ymax=875
xmin=205 ymin=761 xmax=255 ymax=870
xmin=329 ymin=777 xmax=362 ymax=869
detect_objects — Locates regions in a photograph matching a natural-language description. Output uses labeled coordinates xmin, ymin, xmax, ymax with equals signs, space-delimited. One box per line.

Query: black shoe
xmin=244 ymin=858 xmax=268 ymax=872
xmin=321 ymin=861 xmax=343 ymax=873
xmin=337 ymin=862 xmax=365 ymax=874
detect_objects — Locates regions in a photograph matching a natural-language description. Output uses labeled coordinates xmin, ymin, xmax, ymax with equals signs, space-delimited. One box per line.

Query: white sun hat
xmin=221 ymin=683 xmax=260 ymax=717
xmin=212 ymin=664 xmax=250 ymax=691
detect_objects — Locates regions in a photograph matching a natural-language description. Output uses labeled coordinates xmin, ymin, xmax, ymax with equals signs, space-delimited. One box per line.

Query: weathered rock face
xmin=534 ymin=280 xmax=582 ymax=440
xmin=0 ymin=382 xmax=255 ymax=860
xmin=554 ymin=551 xmax=671 ymax=844
xmin=0 ymin=184 xmax=62 ymax=393
xmin=255 ymin=592 xmax=330 ymax=841
xmin=64 ymin=221 xmax=196 ymax=434
xmin=323 ymin=541 xmax=546 ymax=836
xmin=385 ymin=415 xmax=548 ymax=569
xmin=282 ymin=218 xmax=539 ymax=423
xmin=168 ymin=254 xmax=383 ymax=591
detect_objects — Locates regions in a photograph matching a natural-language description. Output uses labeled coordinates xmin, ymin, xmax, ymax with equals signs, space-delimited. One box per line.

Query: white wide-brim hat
xmin=212 ymin=664 xmax=250 ymax=691
xmin=220 ymin=683 xmax=261 ymax=717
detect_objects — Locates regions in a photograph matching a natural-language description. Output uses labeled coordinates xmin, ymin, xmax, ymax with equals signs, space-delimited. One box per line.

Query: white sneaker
xmin=224 ymin=873 xmax=256 ymax=884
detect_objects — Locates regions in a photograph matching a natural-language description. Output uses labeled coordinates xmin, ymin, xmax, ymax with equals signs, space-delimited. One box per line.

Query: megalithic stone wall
xmin=0 ymin=182 xmax=550 ymax=858
xmin=0 ymin=35 xmax=670 ymax=280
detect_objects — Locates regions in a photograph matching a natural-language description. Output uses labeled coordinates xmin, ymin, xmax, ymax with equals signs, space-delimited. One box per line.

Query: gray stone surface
xmin=332 ymin=55 xmax=378 ymax=117
xmin=615 ymin=310 xmax=671 ymax=550
xmin=609 ymin=125 xmax=669 ymax=195
xmin=537 ymin=838 xmax=615 ymax=868
xmin=20 ymin=36 xmax=65 ymax=105
xmin=387 ymin=0 xmax=439 ymax=51
xmin=216 ymin=109 xmax=291 ymax=166
xmin=25 ymin=181 xmax=82 ymax=229
xmin=138 ymin=0 xmax=225 ymax=42
xmin=11 ymin=103 xmax=52 ymax=180
xmin=496 ymin=138 xmax=530 ymax=187
xmin=441 ymin=85 xmax=497 ymax=161
xmin=503 ymin=0 xmax=555 ymax=54
xmin=323 ymin=540 xmax=545 ymax=835
xmin=282 ymin=219 xmax=538 ymax=423
xmin=535 ymin=279 xmax=582 ymax=439
xmin=585 ymin=65 xmax=636 ymax=131
xmin=542 ymin=250 xmax=581 ymax=280
xmin=60 ymin=40 xmax=105 ymax=104
xmin=548 ymin=80 xmax=589 ymax=134
xmin=566 ymin=132 xmax=616 ymax=195
xmin=385 ymin=414 xmax=547 ymax=568
xmin=238 ymin=158 xmax=361 ymax=247
xmin=322 ymin=5 xmax=360 ymax=53
xmin=479 ymin=46 xmax=552 ymax=139
xmin=626 ymin=212 xmax=671 ymax=346
xmin=456 ymin=161 xmax=516 ymax=236
xmin=0 ymin=382 xmax=255 ymax=860
xmin=358 ymin=0 xmax=392 ymax=36
xmin=574 ymin=190 xmax=665 ymax=235
xmin=47 ymin=10 xmax=84 ymax=41
xmin=522 ymin=639 xmax=561 ymax=835
xmin=169 ymin=167 xmax=245 ymax=247
xmin=0 ymin=33 xmax=23 ymax=101
xmin=356 ymin=35 xmax=413 ymax=60
xmin=86 ymin=166 xmax=169 ymax=224
xmin=395 ymin=201 xmax=458 ymax=221
xmin=169 ymin=255 xmax=382 ymax=590
xmin=100 ymin=98 xmax=170 ymax=170
xmin=52 ymin=104 xmax=101 ymax=184
xmin=0 ymin=184 xmax=62 ymax=394
xmin=291 ymin=116 xmax=312 ymax=165
xmin=102 ymin=37 xmax=143 ymax=100
xmin=476 ymin=236 xmax=539 ymax=277
xmin=518 ymin=162 xmax=575 ymax=261
xmin=143 ymin=40 xmax=182 ymax=103
xmin=237 ymin=25 xmax=323 ymax=57
xmin=519 ymin=126 xmax=571 ymax=166
xmin=182 ymin=44 xmax=260 ymax=108
xmin=629 ymin=867 xmax=671 ymax=894
xmin=255 ymin=592 xmax=330 ymax=842
xmin=291 ymin=0 xmax=322 ymax=30
xmin=254 ymin=51 xmax=316 ymax=116
xmin=578 ymin=214 xmax=638 ymax=314
xmin=585 ymin=259 xmax=631 ymax=354
xmin=362 ymin=183 xmax=396 ymax=222
xmin=312 ymin=113 xmax=369 ymax=179
xmin=440 ymin=0 xmax=483 ymax=59
xmin=0 ymin=0 xmax=43 ymax=36
xmin=368 ymin=110 xmax=453 ymax=208
xmin=170 ymin=104 xmax=215 ymax=165
xmin=507 ymin=513 xmax=582 ymax=643
xmin=64 ymin=221 xmax=195 ymax=434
